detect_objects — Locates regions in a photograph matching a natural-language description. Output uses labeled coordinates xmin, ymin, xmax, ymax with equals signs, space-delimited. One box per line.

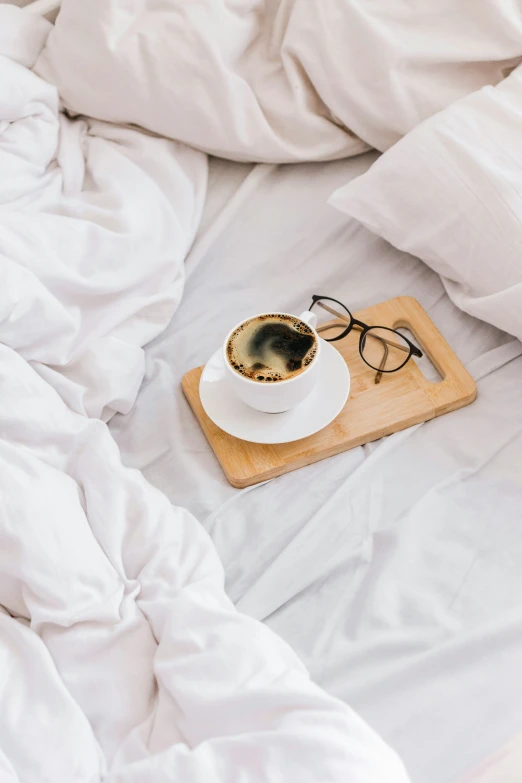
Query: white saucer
xmin=199 ymin=341 xmax=350 ymax=444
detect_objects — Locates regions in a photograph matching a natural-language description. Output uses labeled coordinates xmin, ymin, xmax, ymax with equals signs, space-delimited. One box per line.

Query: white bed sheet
xmin=110 ymin=154 xmax=522 ymax=783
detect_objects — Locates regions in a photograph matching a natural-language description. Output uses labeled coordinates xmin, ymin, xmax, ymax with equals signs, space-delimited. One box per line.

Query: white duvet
xmin=34 ymin=0 xmax=522 ymax=159
xmin=0 ymin=8 xmax=409 ymax=782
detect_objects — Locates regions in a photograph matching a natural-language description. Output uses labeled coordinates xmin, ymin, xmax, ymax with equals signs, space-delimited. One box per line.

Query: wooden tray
xmin=182 ymin=296 xmax=476 ymax=487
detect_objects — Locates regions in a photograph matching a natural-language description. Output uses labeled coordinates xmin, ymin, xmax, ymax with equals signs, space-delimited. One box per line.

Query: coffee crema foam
xmin=226 ymin=314 xmax=317 ymax=382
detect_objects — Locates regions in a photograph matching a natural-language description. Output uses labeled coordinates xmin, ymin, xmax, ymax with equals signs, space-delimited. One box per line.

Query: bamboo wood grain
xmin=182 ymin=296 xmax=476 ymax=488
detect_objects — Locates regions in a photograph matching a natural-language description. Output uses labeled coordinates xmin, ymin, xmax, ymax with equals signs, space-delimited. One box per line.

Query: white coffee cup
xmin=223 ymin=311 xmax=320 ymax=413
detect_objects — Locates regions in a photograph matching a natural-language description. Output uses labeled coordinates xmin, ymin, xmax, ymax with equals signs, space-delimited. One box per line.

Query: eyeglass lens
xmin=311 ymin=298 xmax=352 ymax=340
xmin=311 ymin=298 xmax=413 ymax=373
xmin=361 ymin=326 xmax=411 ymax=371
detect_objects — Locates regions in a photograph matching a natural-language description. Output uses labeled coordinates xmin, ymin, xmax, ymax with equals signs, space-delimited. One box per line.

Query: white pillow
xmin=35 ymin=0 xmax=522 ymax=160
xmin=329 ymin=66 xmax=522 ymax=343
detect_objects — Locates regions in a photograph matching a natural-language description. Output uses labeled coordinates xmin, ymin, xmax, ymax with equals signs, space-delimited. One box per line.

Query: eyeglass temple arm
xmin=375 ymin=337 xmax=388 ymax=384
xmin=315 ymin=301 xmax=422 ymax=356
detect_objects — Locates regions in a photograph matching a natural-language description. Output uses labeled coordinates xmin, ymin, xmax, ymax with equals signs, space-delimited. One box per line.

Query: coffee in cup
xmin=226 ymin=314 xmax=317 ymax=383
xmin=222 ymin=311 xmax=321 ymax=413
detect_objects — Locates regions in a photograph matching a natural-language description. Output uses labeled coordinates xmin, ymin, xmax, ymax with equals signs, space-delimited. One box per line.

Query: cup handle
xmin=299 ymin=310 xmax=317 ymax=330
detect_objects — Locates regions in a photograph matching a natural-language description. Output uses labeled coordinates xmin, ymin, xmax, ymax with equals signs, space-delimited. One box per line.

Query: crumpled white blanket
xmin=1 ymin=5 xmax=207 ymax=420
xmin=1 ymin=341 xmax=408 ymax=782
xmin=34 ymin=0 xmax=522 ymax=159
xmin=0 ymin=8 xmax=408 ymax=782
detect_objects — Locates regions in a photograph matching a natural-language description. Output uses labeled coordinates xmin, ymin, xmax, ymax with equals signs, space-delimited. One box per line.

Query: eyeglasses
xmin=309 ymin=295 xmax=423 ymax=383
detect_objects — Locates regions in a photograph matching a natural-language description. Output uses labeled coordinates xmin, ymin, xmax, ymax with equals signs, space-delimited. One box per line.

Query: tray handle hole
xmin=396 ymin=326 xmax=442 ymax=383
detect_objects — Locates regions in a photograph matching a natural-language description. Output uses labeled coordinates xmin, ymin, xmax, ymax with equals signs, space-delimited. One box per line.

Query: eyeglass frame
xmin=308 ymin=294 xmax=423 ymax=380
